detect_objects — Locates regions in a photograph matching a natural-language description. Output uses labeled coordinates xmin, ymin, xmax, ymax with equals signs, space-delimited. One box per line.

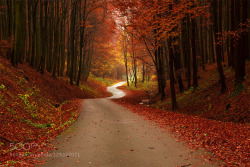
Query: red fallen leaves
xmin=114 ymin=87 xmax=250 ymax=166
xmin=158 ymin=63 xmax=250 ymax=124
xmin=0 ymin=99 xmax=81 ymax=167
xmin=0 ymin=56 xmax=110 ymax=166
xmin=114 ymin=85 xmax=150 ymax=105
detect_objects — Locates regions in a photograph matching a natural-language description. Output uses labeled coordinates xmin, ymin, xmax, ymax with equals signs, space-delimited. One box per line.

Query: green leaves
xmin=18 ymin=93 xmax=38 ymax=118
xmin=24 ymin=119 xmax=53 ymax=129
xmin=0 ymin=84 xmax=6 ymax=90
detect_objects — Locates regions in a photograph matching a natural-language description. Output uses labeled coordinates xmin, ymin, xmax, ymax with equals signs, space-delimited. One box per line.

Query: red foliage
xmin=0 ymin=56 xmax=110 ymax=166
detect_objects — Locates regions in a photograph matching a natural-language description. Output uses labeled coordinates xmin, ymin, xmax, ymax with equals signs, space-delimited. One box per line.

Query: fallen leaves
xmin=114 ymin=86 xmax=250 ymax=166
xmin=0 ymin=56 xmax=111 ymax=166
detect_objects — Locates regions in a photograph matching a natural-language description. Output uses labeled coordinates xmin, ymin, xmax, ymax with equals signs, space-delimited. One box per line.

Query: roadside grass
xmin=125 ymin=81 xmax=157 ymax=92
xmin=80 ymin=84 xmax=96 ymax=94
xmin=90 ymin=77 xmax=115 ymax=87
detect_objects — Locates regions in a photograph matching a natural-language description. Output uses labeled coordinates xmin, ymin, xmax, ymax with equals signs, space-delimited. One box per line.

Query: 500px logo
xmin=10 ymin=143 xmax=39 ymax=150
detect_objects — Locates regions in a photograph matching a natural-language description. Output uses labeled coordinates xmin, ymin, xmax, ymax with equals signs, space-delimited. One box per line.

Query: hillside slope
xmin=113 ymin=63 xmax=250 ymax=166
xmin=0 ymin=57 xmax=110 ymax=166
xmin=123 ymin=63 xmax=250 ymax=123
xmin=151 ymin=63 xmax=250 ymax=123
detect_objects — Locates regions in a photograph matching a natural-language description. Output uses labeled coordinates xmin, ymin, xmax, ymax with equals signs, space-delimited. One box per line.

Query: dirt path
xmin=41 ymin=83 xmax=220 ymax=167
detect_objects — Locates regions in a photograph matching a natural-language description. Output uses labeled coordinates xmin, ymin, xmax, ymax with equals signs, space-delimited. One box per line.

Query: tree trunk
xmin=168 ymin=40 xmax=178 ymax=110
xmin=52 ymin=1 xmax=59 ymax=78
xmin=70 ymin=0 xmax=77 ymax=85
xmin=6 ymin=0 xmax=13 ymax=60
xmin=198 ymin=17 xmax=205 ymax=71
xmin=60 ymin=20 xmax=65 ymax=76
xmin=131 ymin=34 xmax=137 ymax=88
xmin=77 ymin=0 xmax=87 ymax=86
xmin=185 ymin=16 xmax=191 ymax=89
xmin=191 ymin=18 xmax=198 ymax=89
xmin=13 ymin=0 xmax=26 ymax=66
xmin=235 ymin=0 xmax=247 ymax=88
xmin=213 ymin=0 xmax=226 ymax=93
xmin=173 ymin=39 xmax=184 ymax=93
xmin=39 ymin=0 xmax=47 ymax=75
xmin=142 ymin=62 xmax=145 ymax=83
xmin=122 ymin=29 xmax=129 ymax=87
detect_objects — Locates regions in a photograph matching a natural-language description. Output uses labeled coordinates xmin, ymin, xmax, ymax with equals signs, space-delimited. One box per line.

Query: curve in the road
xmin=107 ymin=82 xmax=126 ymax=99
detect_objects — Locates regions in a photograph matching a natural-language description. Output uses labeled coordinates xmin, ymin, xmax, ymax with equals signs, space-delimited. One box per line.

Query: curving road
xmin=41 ymin=82 xmax=221 ymax=167
xmin=107 ymin=82 xmax=126 ymax=99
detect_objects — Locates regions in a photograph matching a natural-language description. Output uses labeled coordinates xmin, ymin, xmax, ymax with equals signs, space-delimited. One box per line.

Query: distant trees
xmin=114 ymin=0 xmax=249 ymax=110
xmin=0 ymin=0 xmax=105 ymax=85
xmin=0 ymin=0 xmax=249 ymax=99
xmin=119 ymin=21 xmax=155 ymax=89
xmin=121 ymin=29 xmax=130 ymax=87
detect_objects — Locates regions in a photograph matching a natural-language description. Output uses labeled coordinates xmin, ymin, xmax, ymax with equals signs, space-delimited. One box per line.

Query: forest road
xmin=41 ymin=82 xmax=220 ymax=167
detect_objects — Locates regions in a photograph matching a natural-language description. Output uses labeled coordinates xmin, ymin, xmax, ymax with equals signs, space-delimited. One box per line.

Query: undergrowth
xmin=147 ymin=63 xmax=249 ymax=123
xmin=90 ymin=76 xmax=114 ymax=87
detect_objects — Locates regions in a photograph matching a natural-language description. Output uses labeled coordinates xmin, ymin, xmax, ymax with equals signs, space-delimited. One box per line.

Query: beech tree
xmin=0 ymin=0 xmax=108 ymax=85
xmin=0 ymin=0 xmax=248 ymax=104
xmin=114 ymin=0 xmax=249 ymax=110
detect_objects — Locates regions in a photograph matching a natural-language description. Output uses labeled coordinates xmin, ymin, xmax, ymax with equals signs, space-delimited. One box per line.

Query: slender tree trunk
xmin=52 ymin=1 xmax=59 ymax=77
xmin=156 ymin=44 xmax=166 ymax=99
xmin=47 ymin=2 xmax=54 ymax=73
xmin=213 ymin=0 xmax=226 ymax=93
xmin=186 ymin=16 xmax=191 ymax=89
xmin=27 ymin=0 xmax=32 ymax=63
xmin=173 ymin=39 xmax=184 ymax=93
xmin=66 ymin=21 xmax=71 ymax=76
xmin=229 ymin=0 xmax=235 ymax=69
xmin=122 ymin=29 xmax=129 ymax=86
xmin=70 ymin=0 xmax=77 ymax=85
xmin=6 ymin=0 xmax=13 ymax=60
xmin=13 ymin=0 xmax=26 ymax=66
xmin=191 ymin=18 xmax=198 ymax=89
xmin=60 ymin=20 xmax=65 ymax=76
xmin=168 ymin=40 xmax=178 ymax=110
xmin=125 ymin=53 xmax=129 ymax=86
xmin=198 ymin=17 xmax=205 ymax=71
xmin=77 ymin=0 xmax=87 ymax=86
xmin=34 ymin=1 xmax=40 ymax=68
xmin=142 ymin=62 xmax=145 ymax=83
xmin=228 ymin=0 xmax=232 ymax=67
xmin=235 ymin=0 xmax=247 ymax=88
xmin=131 ymin=34 xmax=137 ymax=88
xmin=39 ymin=0 xmax=47 ymax=75
xmin=30 ymin=0 xmax=38 ymax=67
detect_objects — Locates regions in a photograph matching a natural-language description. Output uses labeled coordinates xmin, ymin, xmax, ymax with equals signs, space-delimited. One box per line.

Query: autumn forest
xmin=0 ymin=0 xmax=249 ymax=166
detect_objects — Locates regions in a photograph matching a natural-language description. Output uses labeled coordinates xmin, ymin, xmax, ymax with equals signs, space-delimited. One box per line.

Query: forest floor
xmin=114 ymin=63 xmax=250 ymax=166
xmin=0 ymin=56 xmax=112 ymax=166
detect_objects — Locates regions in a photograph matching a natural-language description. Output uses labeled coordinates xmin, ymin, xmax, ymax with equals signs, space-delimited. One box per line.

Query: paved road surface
xmin=107 ymin=82 xmax=126 ymax=99
xmin=41 ymin=82 xmax=220 ymax=167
